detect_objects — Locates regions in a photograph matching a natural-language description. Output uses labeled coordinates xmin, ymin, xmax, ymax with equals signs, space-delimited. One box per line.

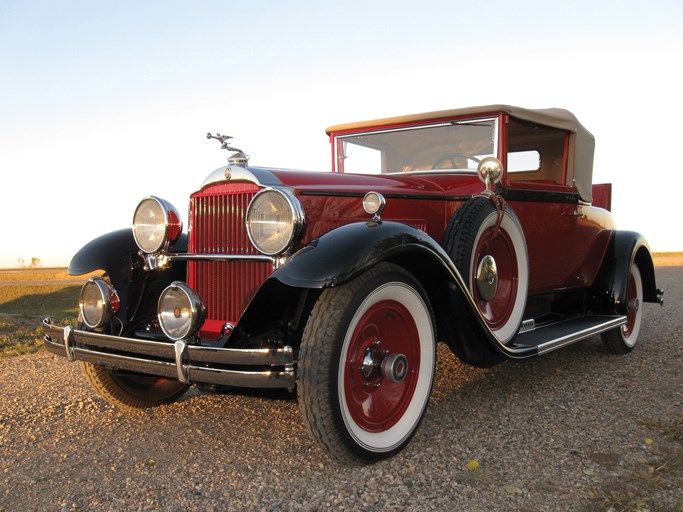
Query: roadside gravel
xmin=1 ymin=268 xmax=681 ymax=512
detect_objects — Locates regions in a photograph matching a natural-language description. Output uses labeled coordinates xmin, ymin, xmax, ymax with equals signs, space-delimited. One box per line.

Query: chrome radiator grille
xmin=188 ymin=183 xmax=273 ymax=326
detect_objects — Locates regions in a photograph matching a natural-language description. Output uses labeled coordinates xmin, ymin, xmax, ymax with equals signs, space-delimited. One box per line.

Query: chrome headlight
xmin=79 ymin=277 xmax=120 ymax=329
xmin=363 ymin=191 xmax=386 ymax=216
xmin=132 ymin=196 xmax=183 ymax=254
xmin=246 ymin=188 xmax=304 ymax=256
xmin=157 ymin=282 xmax=205 ymax=341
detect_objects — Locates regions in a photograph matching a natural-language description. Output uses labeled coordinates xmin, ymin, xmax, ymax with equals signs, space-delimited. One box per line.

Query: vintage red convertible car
xmin=44 ymin=105 xmax=663 ymax=463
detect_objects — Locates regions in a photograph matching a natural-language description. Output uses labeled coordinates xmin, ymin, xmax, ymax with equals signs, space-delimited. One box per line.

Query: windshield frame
xmin=333 ymin=116 xmax=500 ymax=175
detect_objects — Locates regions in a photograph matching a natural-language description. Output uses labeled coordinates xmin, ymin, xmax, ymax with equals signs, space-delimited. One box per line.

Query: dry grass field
xmin=0 ymin=268 xmax=87 ymax=357
xmin=653 ymin=252 xmax=683 ymax=267
xmin=0 ymin=268 xmax=91 ymax=283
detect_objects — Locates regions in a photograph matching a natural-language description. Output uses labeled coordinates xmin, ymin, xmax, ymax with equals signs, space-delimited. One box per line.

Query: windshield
xmin=336 ymin=117 xmax=498 ymax=174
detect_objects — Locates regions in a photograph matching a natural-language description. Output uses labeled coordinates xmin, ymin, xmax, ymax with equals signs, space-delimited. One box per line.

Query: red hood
xmin=258 ymin=167 xmax=484 ymax=198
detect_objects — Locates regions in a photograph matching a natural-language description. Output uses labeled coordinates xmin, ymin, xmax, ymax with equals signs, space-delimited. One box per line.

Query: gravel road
xmin=1 ymin=268 xmax=681 ymax=512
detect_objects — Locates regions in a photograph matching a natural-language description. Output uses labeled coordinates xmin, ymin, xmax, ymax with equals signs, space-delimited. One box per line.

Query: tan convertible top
xmin=326 ymin=104 xmax=596 ymax=202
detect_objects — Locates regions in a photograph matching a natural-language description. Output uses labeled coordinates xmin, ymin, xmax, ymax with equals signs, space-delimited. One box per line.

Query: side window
xmin=507 ymin=119 xmax=567 ymax=186
xmin=508 ymin=150 xmax=540 ymax=173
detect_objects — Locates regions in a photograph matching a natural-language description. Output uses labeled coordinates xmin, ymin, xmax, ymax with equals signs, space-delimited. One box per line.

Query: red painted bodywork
xmin=190 ymin=109 xmax=615 ymax=337
xmin=268 ymin=165 xmax=615 ymax=296
xmin=592 ymin=183 xmax=612 ymax=211
xmin=324 ymin=113 xmax=615 ymax=296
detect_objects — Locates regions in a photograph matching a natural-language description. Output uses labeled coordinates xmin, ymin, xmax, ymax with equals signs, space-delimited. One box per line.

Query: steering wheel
xmin=432 ymin=153 xmax=481 ymax=170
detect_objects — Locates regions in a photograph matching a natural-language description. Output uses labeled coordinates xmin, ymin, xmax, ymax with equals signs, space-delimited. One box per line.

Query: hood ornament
xmin=206 ymin=133 xmax=250 ymax=170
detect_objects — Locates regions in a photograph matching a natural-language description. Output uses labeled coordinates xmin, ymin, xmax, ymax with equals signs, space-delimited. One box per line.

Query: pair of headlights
xmin=85 ymin=189 xmax=305 ymax=341
xmin=79 ymin=278 xmax=204 ymax=341
xmin=132 ymin=189 xmax=304 ymax=257
xmin=95 ymin=189 xmax=384 ymax=340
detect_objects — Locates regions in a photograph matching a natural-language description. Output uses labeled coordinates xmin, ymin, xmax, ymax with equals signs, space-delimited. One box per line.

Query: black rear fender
xmin=592 ymin=230 xmax=660 ymax=314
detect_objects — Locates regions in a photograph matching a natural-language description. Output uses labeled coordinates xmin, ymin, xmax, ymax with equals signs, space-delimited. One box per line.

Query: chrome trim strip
xmin=70 ymin=346 xmax=295 ymax=388
xmin=186 ymin=365 xmax=295 ymax=388
xmin=536 ymin=316 xmax=627 ymax=355
xmin=188 ymin=344 xmax=294 ymax=366
xmin=43 ymin=319 xmax=294 ymax=365
xmin=382 ymin=170 xmax=479 ymax=176
xmin=77 ymin=346 xmax=179 ymax=377
xmin=42 ymin=318 xmax=295 ymax=389
xmin=168 ymin=253 xmax=275 ymax=264
xmin=197 ymin=165 xmax=284 ymax=192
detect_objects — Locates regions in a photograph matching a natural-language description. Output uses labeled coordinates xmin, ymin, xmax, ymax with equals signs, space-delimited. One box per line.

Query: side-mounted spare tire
xmin=445 ymin=196 xmax=529 ymax=345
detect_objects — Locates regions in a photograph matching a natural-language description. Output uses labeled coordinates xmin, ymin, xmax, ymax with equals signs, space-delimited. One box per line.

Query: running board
xmin=512 ymin=315 xmax=627 ymax=356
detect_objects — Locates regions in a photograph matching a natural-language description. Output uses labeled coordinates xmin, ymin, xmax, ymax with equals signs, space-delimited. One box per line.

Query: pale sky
xmin=1 ymin=0 xmax=682 ymax=268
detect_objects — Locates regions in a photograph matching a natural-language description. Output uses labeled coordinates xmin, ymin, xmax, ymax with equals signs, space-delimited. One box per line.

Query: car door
xmin=503 ymin=118 xmax=611 ymax=295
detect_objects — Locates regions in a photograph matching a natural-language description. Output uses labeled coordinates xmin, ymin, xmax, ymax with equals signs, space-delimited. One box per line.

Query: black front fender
xmin=68 ymin=229 xmax=187 ymax=325
xmin=264 ymin=220 xmax=546 ymax=362
xmin=68 ymin=229 xmax=138 ymax=278
xmin=233 ymin=221 xmax=467 ymax=347
xmin=271 ymin=221 xmax=453 ymax=289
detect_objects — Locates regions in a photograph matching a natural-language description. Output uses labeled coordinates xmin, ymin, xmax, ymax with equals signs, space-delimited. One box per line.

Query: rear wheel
xmin=298 ymin=263 xmax=436 ymax=463
xmin=601 ymin=263 xmax=643 ymax=354
xmin=80 ymin=362 xmax=189 ymax=410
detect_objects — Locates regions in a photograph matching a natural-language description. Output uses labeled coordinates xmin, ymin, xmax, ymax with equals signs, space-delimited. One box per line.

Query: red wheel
xmin=342 ymin=299 xmax=421 ymax=432
xmin=446 ymin=197 xmax=528 ymax=344
xmin=622 ymin=267 xmax=642 ymax=340
xmin=602 ymin=263 xmax=643 ymax=354
xmin=470 ymin=225 xmax=519 ymax=331
xmin=298 ymin=263 xmax=436 ymax=463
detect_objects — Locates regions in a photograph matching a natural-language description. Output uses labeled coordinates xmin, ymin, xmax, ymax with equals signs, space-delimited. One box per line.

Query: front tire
xmin=298 ymin=263 xmax=436 ymax=463
xmin=601 ymin=263 xmax=643 ymax=354
xmin=80 ymin=362 xmax=189 ymax=410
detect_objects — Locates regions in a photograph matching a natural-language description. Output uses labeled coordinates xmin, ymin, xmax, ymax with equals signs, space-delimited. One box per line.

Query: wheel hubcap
xmin=472 ymin=227 xmax=518 ymax=329
xmin=475 ymin=254 xmax=498 ymax=301
xmin=360 ymin=348 xmax=377 ymax=379
xmin=360 ymin=346 xmax=408 ymax=384
xmin=381 ymin=353 xmax=408 ymax=383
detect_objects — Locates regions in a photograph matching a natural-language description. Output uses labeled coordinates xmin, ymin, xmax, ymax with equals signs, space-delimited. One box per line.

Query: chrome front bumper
xmin=42 ymin=318 xmax=295 ymax=389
